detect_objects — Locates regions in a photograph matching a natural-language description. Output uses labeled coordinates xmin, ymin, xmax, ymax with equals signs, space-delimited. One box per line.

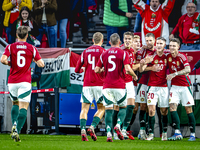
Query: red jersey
xmin=148 ymin=52 xmax=168 ymax=87
xmin=121 ymin=45 xmax=136 ymax=83
xmin=137 ymin=48 xmax=156 ymax=85
xmin=171 ymin=12 xmax=200 ymax=44
xmin=134 ymin=0 xmax=175 ymax=45
xmin=167 ymin=52 xmax=191 ymax=86
xmin=3 ymin=42 xmax=41 ymax=83
xmin=75 ymin=45 xmax=105 ymax=86
xmin=96 ymin=47 xmax=130 ymax=89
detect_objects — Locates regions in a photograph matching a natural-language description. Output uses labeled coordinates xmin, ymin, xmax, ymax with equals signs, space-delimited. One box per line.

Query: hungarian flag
xmin=38 ymin=48 xmax=70 ymax=89
xmin=66 ymin=52 xmax=84 ymax=94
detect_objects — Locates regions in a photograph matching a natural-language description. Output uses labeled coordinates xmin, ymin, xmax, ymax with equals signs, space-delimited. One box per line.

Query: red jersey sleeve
xmin=123 ymin=51 xmax=130 ymax=65
xmin=162 ymin=0 xmax=175 ymax=17
xmin=180 ymin=53 xmax=189 ymax=67
xmin=3 ymin=44 xmax=11 ymax=57
xmin=96 ymin=54 xmax=103 ymax=68
xmin=75 ymin=53 xmax=84 ymax=73
xmin=33 ymin=46 xmax=41 ymax=61
xmin=133 ymin=0 xmax=146 ymax=17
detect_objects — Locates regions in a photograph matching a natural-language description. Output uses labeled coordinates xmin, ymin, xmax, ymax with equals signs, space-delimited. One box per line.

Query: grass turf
xmin=0 ymin=134 xmax=199 ymax=150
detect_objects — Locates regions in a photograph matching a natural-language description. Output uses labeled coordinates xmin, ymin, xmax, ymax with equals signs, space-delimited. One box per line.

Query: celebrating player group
xmin=75 ymin=31 xmax=196 ymax=142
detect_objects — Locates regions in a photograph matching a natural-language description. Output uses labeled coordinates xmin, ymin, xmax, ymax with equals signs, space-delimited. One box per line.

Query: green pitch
xmin=0 ymin=134 xmax=199 ymax=150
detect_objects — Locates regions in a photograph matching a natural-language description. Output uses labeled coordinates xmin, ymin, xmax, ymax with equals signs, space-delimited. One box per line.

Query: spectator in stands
xmin=28 ymin=62 xmax=42 ymax=134
xmin=67 ymin=0 xmax=96 ymax=45
xmin=182 ymin=0 xmax=199 ymax=15
xmin=2 ymin=0 xmax=32 ymax=44
xmin=33 ymin=0 xmax=57 ymax=48
xmin=169 ymin=2 xmax=200 ymax=50
xmin=103 ymin=0 xmax=133 ymax=46
xmin=55 ymin=0 xmax=70 ymax=48
xmin=133 ymin=0 xmax=175 ymax=46
xmin=11 ymin=6 xmax=40 ymax=46
xmin=134 ymin=0 xmax=150 ymax=33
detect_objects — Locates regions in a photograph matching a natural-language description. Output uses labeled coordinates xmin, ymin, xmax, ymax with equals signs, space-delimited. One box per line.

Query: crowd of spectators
xmin=0 ymin=0 xmax=199 ymax=50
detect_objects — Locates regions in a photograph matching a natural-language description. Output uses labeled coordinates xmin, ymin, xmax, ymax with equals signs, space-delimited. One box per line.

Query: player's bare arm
xmin=95 ymin=66 xmax=102 ymax=74
xmin=145 ymin=64 xmax=161 ymax=72
xmin=1 ymin=55 xmax=10 ymax=66
xmin=35 ymin=59 xmax=45 ymax=68
xmin=125 ymin=64 xmax=138 ymax=81
xmin=166 ymin=66 xmax=191 ymax=80
xmin=132 ymin=63 xmax=140 ymax=71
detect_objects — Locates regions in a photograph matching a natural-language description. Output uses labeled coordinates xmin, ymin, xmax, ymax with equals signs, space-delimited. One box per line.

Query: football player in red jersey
xmin=1 ymin=26 xmax=44 ymax=142
xmin=125 ymin=35 xmax=141 ymax=136
xmin=95 ymin=33 xmax=137 ymax=142
xmin=136 ymin=33 xmax=156 ymax=140
xmin=140 ymin=37 xmax=169 ymax=141
xmin=166 ymin=38 xmax=196 ymax=141
xmin=75 ymin=32 xmax=106 ymax=141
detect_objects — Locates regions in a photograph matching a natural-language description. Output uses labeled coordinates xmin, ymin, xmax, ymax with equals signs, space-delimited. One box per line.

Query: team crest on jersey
xmin=141 ymin=98 xmax=145 ymax=102
xmin=169 ymin=57 xmax=172 ymax=62
xmin=137 ymin=55 xmax=142 ymax=60
xmin=148 ymin=100 xmax=151 ymax=103
xmin=154 ymin=60 xmax=158 ymax=64
xmin=177 ymin=61 xmax=179 ymax=66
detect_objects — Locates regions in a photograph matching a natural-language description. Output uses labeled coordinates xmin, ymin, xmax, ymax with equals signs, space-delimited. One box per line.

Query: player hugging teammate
xmin=75 ymin=32 xmax=196 ymax=142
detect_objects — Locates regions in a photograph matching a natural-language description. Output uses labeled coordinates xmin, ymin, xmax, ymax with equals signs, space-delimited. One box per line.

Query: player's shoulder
xmin=177 ymin=52 xmax=187 ymax=61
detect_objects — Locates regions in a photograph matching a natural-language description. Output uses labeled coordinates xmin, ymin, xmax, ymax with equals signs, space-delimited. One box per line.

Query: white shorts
xmin=126 ymin=81 xmax=135 ymax=99
xmin=8 ymin=82 xmax=32 ymax=103
xmin=169 ymin=85 xmax=194 ymax=106
xmin=81 ymin=86 xmax=103 ymax=104
xmin=102 ymin=88 xmax=127 ymax=107
xmin=135 ymin=84 xmax=147 ymax=103
xmin=147 ymin=86 xmax=169 ymax=108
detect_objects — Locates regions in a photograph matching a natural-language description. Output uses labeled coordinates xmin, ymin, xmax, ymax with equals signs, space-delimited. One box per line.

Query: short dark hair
xmin=170 ymin=38 xmax=181 ymax=46
xmin=145 ymin=33 xmax=155 ymax=39
xmin=123 ymin=31 xmax=134 ymax=39
xmin=16 ymin=26 xmax=28 ymax=39
xmin=110 ymin=33 xmax=120 ymax=45
xmin=93 ymin=32 xmax=103 ymax=44
xmin=156 ymin=37 xmax=166 ymax=42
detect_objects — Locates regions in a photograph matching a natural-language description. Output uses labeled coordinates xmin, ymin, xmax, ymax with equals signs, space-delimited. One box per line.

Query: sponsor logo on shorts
xmin=169 ymin=99 xmax=171 ymax=102
xmin=187 ymin=101 xmax=191 ymax=104
xmin=154 ymin=60 xmax=158 ymax=64
xmin=141 ymin=98 xmax=145 ymax=102
xmin=169 ymin=57 xmax=172 ymax=62
xmin=148 ymin=100 xmax=151 ymax=103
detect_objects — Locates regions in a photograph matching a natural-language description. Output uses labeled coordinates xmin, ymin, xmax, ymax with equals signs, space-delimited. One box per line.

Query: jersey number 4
xmin=17 ymin=51 xmax=26 ymax=67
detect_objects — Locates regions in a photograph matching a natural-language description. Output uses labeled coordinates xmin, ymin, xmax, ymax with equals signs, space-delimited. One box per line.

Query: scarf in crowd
xmin=16 ymin=20 xmax=41 ymax=46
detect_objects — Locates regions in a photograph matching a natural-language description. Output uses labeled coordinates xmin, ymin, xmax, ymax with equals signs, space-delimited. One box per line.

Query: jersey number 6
xmin=17 ymin=51 xmax=26 ymax=67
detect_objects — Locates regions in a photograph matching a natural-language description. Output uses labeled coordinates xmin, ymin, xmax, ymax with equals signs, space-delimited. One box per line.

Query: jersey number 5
xmin=108 ymin=55 xmax=116 ymax=72
xmin=17 ymin=51 xmax=26 ymax=67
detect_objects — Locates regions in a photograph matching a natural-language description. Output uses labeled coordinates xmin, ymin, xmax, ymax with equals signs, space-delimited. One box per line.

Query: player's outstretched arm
xmin=35 ymin=59 xmax=45 ymax=68
xmin=125 ymin=64 xmax=138 ymax=81
xmin=1 ymin=55 xmax=10 ymax=66
xmin=166 ymin=66 xmax=191 ymax=80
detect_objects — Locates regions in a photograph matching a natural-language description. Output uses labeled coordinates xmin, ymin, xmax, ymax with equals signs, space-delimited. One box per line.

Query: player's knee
xmin=140 ymin=104 xmax=147 ymax=111
xmin=185 ymin=106 xmax=192 ymax=114
xmin=160 ymin=109 xmax=168 ymax=116
xmin=149 ymin=109 xmax=155 ymax=116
